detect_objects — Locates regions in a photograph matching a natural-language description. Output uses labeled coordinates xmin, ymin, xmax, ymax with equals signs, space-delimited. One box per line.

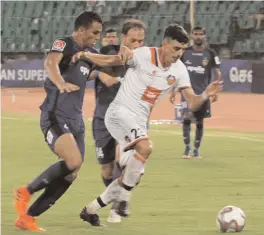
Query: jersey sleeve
xmin=209 ymin=49 xmax=221 ymax=68
xmin=49 ymin=37 xmax=73 ymax=56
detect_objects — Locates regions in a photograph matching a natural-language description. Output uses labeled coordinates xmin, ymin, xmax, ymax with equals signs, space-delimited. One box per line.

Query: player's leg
xmin=182 ymin=115 xmax=192 ymax=159
xmin=192 ymin=100 xmax=211 ymax=158
xmin=114 ymin=137 xmax=151 ymax=216
xmin=93 ymin=118 xmax=122 ymax=223
xmin=93 ymin=119 xmax=117 ymax=187
xmin=193 ymin=118 xmax=204 ymax=158
xmin=80 ymin=108 xmax=147 ymax=224
xmin=99 ymin=110 xmax=151 ymax=216
xmin=105 ymin=142 xmax=123 ymax=223
xmin=27 ymin=120 xmax=85 ymax=218
xmin=95 ymin=138 xmax=122 ymax=223
xmin=82 ymin=122 xmax=151 ymax=224
xmin=96 ymin=139 xmax=117 ymax=187
xmin=181 ymin=101 xmax=192 ymax=159
xmin=14 ymin=114 xmax=84 ymax=230
xmin=113 ymin=144 xmax=122 ymax=180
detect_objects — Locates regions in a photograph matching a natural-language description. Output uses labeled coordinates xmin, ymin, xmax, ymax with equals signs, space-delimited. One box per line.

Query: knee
xmin=135 ymin=139 xmax=153 ymax=159
xmin=64 ymin=171 xmax=79 ymax=183
xmin=101 ymin=162 xmax=115 ymax=179
xmin=196 ymin=123 xmax=203 ymax=130
xmin=183 ymin=119 xmax=191 ymax=126
xmin=66 ymin=154 xmax=83 ymax=170
xmin=196 ymin=119 xmax=204 ymax=130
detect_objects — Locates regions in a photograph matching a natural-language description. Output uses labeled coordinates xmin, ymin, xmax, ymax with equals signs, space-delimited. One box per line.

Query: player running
xmin=75 ymin=24 xmax=223 ymax=226
xmin=13 ymin=11 xmax=131 ymax=231
xmin=91 ymin=19 xmax=145 ymax=223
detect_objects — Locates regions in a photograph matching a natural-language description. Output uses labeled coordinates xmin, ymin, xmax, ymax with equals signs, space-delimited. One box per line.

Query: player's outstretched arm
xmin=71 ymin=51 xmax=121 ymax=66
xmin=44 ymin=53 xmax=80 ymax=93
xmin=181 ymin=80 xmax=223 ymax=111
xmin=71 ymin=46 xmax=133 ymax=66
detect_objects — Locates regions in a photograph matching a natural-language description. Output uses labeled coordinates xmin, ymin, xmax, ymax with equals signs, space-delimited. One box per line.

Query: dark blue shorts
xmin=40 ymin=112 xmax=85 ymax=159
xmin=92 ymin=118 xmax=116 ymax=164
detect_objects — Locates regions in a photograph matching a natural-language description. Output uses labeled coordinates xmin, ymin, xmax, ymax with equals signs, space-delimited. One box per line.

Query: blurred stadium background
xmin=1 ymin=0 xmax=264 ymax=93
xmin=1 ymin=0 xmax=264 ymax=127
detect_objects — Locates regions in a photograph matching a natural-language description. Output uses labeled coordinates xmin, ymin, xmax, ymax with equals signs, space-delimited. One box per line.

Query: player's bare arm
xmin=44 ymin=52 xmax=80 ymax=93
xmin=181 ymin=80 xmax=223 ymax=111
xmin=71 ymin=46 xmax=133 ymax=66
xmin=210 ymin=67 xmax=222 ymax=102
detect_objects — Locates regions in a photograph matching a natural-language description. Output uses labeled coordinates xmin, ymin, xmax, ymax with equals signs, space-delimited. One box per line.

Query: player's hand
xmin=205 ymin=80 xmax=223 ymax=97
xmin=170 ymin=94 xmax=175 ymax=104
xmin=210 ymin=95 xmax=218 ymax=103
xmin=118 ymin=46 xmax=133 ymax=64
xmin=57 ymin=81 xmax=80 ymax=93
xmin=71 ymin=51 xmax=86 ymax=63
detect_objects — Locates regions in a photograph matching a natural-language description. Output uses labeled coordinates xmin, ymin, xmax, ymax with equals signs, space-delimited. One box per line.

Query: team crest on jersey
xmin=166 ymin=75 xmax=176 ymax=85
xmin=51 ymin=40 xmax=66 ymax=52
xmin=202 ymin=57 xmax=209 ymax=66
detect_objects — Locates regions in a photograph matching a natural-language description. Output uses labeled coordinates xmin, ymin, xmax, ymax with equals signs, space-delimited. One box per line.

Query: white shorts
xmin=105 ymin=105 xmax=148 ymax=153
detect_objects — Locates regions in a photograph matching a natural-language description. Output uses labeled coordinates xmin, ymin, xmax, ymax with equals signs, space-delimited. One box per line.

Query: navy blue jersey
xmin=40 ymin=37 xmax=97 ymax=119
xmin=93 ymin=45 xmax=127 ymax=119
xmin=181 ymin=46 xmax=220 ymax=95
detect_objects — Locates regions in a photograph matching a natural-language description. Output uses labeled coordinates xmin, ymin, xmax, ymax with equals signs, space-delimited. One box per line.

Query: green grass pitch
xmin=2 ymin=114 xmax=264 ymax=235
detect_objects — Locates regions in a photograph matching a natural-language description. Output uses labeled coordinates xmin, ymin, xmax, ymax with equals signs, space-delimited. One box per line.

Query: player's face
xmin=121 ymin=28 xmax=145 ymax=50
xmin=161 ymin=39 xmax=186 ymax=67
xmin=101 ymin=37 xmax=108 ymax=46
xmin=82 ymin=21 xmax=102 ymax=48
xmin=192 ymin=30 xmax=205 ymax=46
xmin=105 ymin=32 xmax=118 ymax=45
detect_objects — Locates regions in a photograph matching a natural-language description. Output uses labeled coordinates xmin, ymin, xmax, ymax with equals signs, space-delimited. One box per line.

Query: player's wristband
xmin=201 ymin=91 xmax=209 ymax=101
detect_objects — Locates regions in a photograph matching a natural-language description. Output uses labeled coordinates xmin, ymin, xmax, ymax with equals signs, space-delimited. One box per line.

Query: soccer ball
xmin=216 ymin=206 xmax=246 ymax=233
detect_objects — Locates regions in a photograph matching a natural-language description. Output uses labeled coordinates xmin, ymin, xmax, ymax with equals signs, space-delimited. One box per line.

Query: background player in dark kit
xmin=103 ymin=28 xmax=119 ymax=46
xmin=171 ymin=26 xmax=221 ymax=159
xmin=13 ymin=11 xmax=131 ymax=231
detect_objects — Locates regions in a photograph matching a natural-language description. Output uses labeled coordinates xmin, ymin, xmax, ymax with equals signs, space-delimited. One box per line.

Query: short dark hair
xmin=121 ymin=19 xmax=146 ymax=35
xmin=163 ymin=24 xmax=189 ymax=44
xmin=105 ymin=28 xmax=117 ymax=34
xmin=74 ymin=11 xmax=102 ymax=30
xmin=192 ymin=27 xmax=206 ymax=34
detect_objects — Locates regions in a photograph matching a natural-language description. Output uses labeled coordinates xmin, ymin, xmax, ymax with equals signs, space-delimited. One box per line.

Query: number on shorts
xmin=46 ymin=130 xmax=54 ymax=145
xmin=131 ymin=128 xmax=146 ymax=140
xmin=131 ymin=128 xmax=140 ymax=139
xmin=96 ymin=147 xmax=104 ymax=159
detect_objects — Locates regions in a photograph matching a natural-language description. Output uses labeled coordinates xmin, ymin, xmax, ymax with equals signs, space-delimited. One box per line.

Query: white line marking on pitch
xmin=150 ymin=129 xmax=264 ymax=143
xmin=2 ymin=116 xmax=263 ymax=142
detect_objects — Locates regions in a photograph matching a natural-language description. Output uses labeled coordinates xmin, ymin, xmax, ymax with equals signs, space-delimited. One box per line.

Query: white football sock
xmin=100 ymin=179 xmax=120 ymax=204
xmin=122 ymin=152 xmax=145 ymax=187
xmin=86 ymin=179 xmax=120 ymax=214
xmin=119 ymin=152 xmax=145 ymax=201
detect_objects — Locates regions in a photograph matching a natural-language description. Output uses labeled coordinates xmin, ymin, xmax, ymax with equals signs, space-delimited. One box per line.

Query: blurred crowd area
xmin=1 ymin=1 xmax=264 ymax=62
